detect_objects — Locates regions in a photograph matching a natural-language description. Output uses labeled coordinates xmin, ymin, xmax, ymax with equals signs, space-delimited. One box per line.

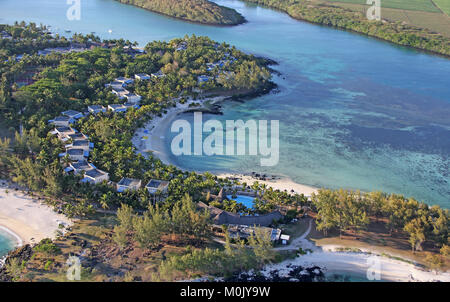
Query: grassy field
xmin=322 ymin=0 xmax=450 ymax=37
xmin=326 ymin=0 xmax=442 ymax=12
xmin=433 ymin=0 xmax=450 ymax=15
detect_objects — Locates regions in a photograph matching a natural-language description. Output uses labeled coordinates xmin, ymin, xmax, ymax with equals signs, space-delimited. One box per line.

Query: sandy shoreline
xmin=262 ymin=249 xmax=450 ymax=282
xmin=133 ymin=97 xmax=226 ymax=165
xmin=0 ymin=181 xmax=72 ymax=246
xmin=216 ymin=172 xmax=318 ymax=197
xmin=267 ymin=220 xmax=450 ymax=282
xmin=132 ymin=97 xmax=319 ymax=197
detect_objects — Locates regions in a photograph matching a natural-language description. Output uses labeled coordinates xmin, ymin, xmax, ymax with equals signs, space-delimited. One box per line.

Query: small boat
xmin=108 ymin=29 xmax=113 ymax=34
xmin=65 ymin=29 xmax=71 ymax=33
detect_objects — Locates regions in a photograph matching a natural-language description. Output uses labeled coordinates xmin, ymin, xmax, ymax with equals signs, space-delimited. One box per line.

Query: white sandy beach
xmin=0 ymin=181 xmax=72 ymax=246
xmin=217 ymin=172 xmax=318 ymax=197
xmin=268 ymin=220 xmax=450 ymax=282
xmin=262 ymin=250 xmax=450 ymax=282
xmin=132 ymin=97 xmax=223 ymax=165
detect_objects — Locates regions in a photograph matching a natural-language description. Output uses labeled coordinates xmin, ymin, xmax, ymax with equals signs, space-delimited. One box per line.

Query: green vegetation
xmin=0 ymin=23 xmax=273 ymax=217
xmin=116 ymin=0 xmax=245 ymax=25
xmin=311 ymin=189 xmax=448 ymax=253
xmin=434 ymin=0 xmax=450 ymax=15
xmin=243 ymin=0 xmax=450 ymax=56
xmin=158 ymin=227 xmax=274 ymax=280
xmin=113 ymin=194 xmax=212 ymax=250
xmin=33 ymin=238 xmax=62 ymax=256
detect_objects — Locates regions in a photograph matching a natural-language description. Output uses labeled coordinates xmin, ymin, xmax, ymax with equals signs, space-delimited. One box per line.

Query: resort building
xmin=105 ymin=81 xmax=124 ymax=90
xmin=52 ymin=126 xmax=76 ymax=140
xmin=151 ymin=70 xmax=165 ymax=78
xmin=81 ymin=168 xmax=109 ymax=184
xmin=63 ymin=148 xmax=89 ymax=161
xmin=65 ymin=139 xmax=93 ymax=151
xmin=197 ymin=75 xmax=211 ymax=83
xmin=145 ymin=179 xmax=170 ymax=195
xmin=108 ymin=104 xmax=127 ymax=113
xmin=116 ymin=177 xmax=142 ymax=192
xmin=124 ymin=93 xmax=141 ymax=104
xmin=111 ymin=87 xmax=130 ymax=99
xmin=197 ymin=202 xmax=284 ymax=227
xmin=115 ymin=77 xmax=134 ymax=85
xmin=123 ymin=102 xmax=139 ymax=110
xmin=88 ymin=105 xmax=106 ymax=114
xmin=49 ymin=116 xmax=74 ymax=127
xmin=134 ymin=73 xmax=151 ymax=81
xmin=61 ymin=110 xmax=84 ymax=119
xmin=175 ymin=41 xmax=188 ymax=51
xmin=67 ymin=132 xmax=88 ymax=142
xmin=226 ymin=224 xmax=282 ymax=242
xmin=64 ymin=160 xmax=94 ymax=175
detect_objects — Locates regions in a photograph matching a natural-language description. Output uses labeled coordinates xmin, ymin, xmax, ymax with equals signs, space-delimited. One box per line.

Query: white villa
xmin=105 ymin=81 xmax=124 ymax=90
xmin=88 ymin=105 xmax=106 ymax=114
xmin=61 ymin=110 xmax=84 ymax=119
xmin=145 ymin=179 xmax=169 ymax=195
xmin=151 ymin=70 xmax=165 ymax=78
xmin=108 ymin=104 xmax=127 ymax=113
xmin=65 ymin=148 xmax=88 ymax=161
xmin=81 ymin=168 xmax=109 ymax=184
xmin=67 ymin=132 xmax=88 ymax=142
xmin=65 ymin=139 xmax=93 ymax=151
xmin=50 ymin=116 xmax=74 ymax=127
xmin=135 ymin=73 xmax=150 ymax=81
xmin=123 ymin=103 xmax=139 ymax=110
xmin=65 ymin=160 xmax=94 ymax=175
xmin=124 ymin=93 xmax=141 ymax=104
xmin=115 ymin=77 xmax=134 ymax=85
xmin=111 ymin=87 xmax=130 ymax=99
xmin=117 ymin=177 xmax=142 ymax=192
xmin=52 ymin=126 xmax=76 ymax=140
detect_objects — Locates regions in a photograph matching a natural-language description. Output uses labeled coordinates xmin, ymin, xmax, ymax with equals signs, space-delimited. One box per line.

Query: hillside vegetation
xmin=116 ymin=0 xmax=245 ymax=25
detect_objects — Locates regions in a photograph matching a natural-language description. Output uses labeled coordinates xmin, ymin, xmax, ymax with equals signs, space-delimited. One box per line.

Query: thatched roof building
xmin=197 ymin=202 xmax=283 ymax=227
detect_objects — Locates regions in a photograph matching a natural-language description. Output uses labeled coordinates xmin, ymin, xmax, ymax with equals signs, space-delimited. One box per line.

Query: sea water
xmin=0 ymin=0 xmax=449 ymax=207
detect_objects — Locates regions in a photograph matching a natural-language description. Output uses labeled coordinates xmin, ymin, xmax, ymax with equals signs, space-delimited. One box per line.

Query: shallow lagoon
xmin=0 ymin=228 xmax=18 ymax=258
xmin=1 ymin=0 xmax=449 ymax=207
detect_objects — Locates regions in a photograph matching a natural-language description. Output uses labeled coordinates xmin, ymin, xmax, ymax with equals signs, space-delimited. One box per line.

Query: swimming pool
xmin=226 ymin=195 xmax=255 ymax=208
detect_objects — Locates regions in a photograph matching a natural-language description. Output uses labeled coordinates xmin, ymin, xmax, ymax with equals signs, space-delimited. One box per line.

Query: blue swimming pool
xmin=226 ymin=195 xmax=255 ymax=208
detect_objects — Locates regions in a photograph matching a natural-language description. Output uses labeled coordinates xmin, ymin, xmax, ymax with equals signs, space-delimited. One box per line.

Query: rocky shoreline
xmin=0 ymin=244 xmax=33 ymax=282
xmin=225 ymin=265 xmax=325 ymax=282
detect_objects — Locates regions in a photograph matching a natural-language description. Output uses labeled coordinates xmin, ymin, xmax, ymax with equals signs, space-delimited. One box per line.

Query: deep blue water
xmin=0 ymin=0 xmax=449 ymax=207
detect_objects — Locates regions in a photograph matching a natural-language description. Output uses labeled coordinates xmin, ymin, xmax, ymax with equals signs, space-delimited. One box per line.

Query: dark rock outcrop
xmin=0 ymin=244 xmax=33 ymax=282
